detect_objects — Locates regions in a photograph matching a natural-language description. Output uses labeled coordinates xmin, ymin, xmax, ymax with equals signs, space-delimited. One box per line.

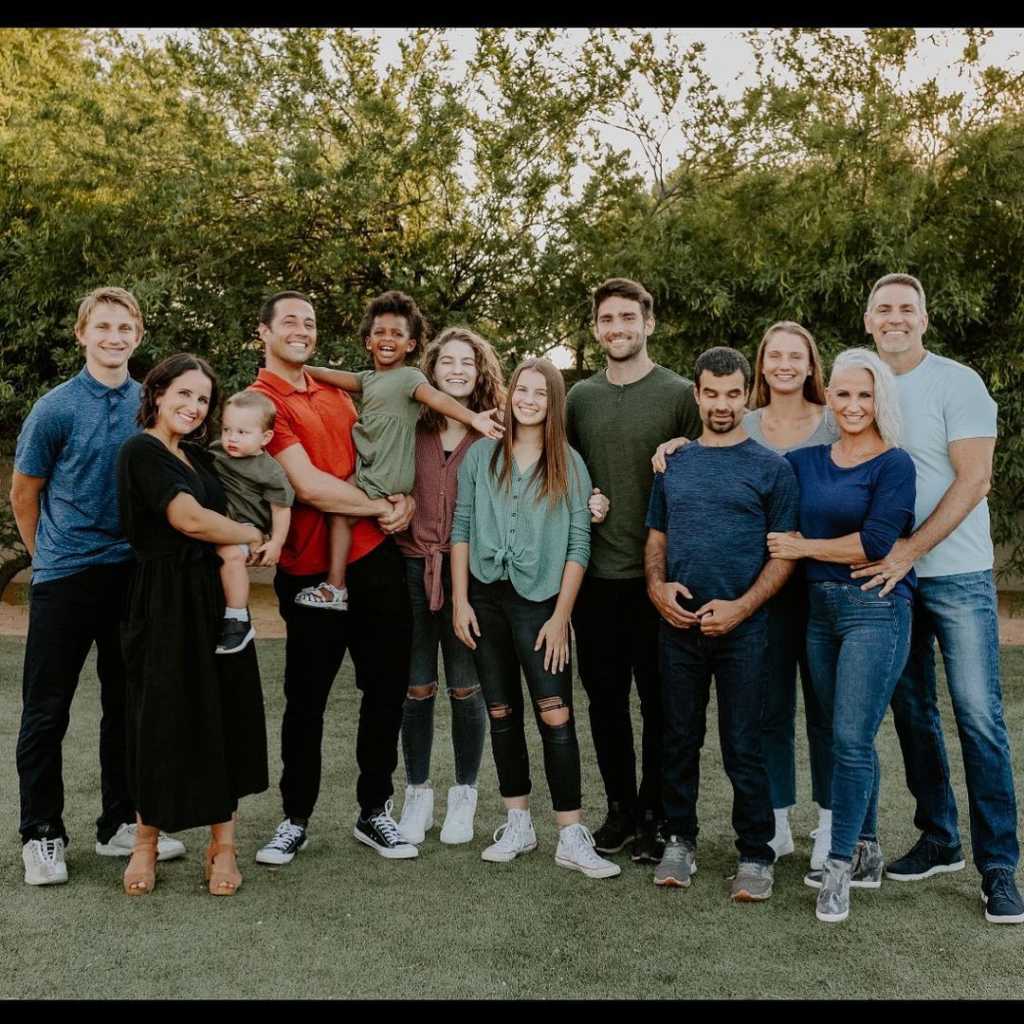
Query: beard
xmin=603 ymin=335 xmax=645 ymax=362
xmin=705 ymin=411 xmax=739 ymax=433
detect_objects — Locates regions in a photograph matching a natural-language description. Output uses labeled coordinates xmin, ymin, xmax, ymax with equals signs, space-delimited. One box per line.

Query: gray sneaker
xmin=804 ymin=839 xmax=883 ymax=890
xmin=730 ymin=860 xmax=774 ymax=902
xmin=815 ymin=856 xmax=851 ymax=922
xmin=654 ymin=836 xmax=697 ymax=887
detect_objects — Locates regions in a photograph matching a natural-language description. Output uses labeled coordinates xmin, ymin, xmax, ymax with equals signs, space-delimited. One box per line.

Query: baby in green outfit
xmin=301 ymin=290 xmax=503 ymax=610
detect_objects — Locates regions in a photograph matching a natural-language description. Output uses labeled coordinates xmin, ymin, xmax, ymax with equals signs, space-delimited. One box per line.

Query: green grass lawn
xmin=2 ymin=637 xmax=1023 ymax=999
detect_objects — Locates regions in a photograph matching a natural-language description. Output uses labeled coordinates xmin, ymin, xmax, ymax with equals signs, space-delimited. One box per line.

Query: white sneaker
xmin=769 ymin=815 xmax=794 ymax=859
xmin=481 ymin=809 xmax=537 ymax=863
xmin=95 ymin=822 xmax=186 ymax=862
xmin=440 ymin=785 xmax=478 ymax=845
xmin=23 ymin=838 xmax=69 ymax=886
xmin=555 ymin=823 xmax=622 ymax=879
xmin=397 ymin=784 xmax=434 ymax=844
xmin=810 ymin=826 xmax=832 ymax=870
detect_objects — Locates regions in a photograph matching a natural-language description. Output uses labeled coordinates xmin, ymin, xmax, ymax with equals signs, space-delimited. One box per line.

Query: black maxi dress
xmin=116 ymin=432 xmax=268 ymax=832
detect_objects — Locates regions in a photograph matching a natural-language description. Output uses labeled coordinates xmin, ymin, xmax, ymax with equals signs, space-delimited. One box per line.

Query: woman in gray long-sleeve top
xmin=451 ymin=357 xmax=620 ymax=880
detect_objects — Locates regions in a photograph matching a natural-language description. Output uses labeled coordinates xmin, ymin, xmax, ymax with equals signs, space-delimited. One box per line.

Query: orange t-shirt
xmin=249 ymin=368 xmax=385 ymax=576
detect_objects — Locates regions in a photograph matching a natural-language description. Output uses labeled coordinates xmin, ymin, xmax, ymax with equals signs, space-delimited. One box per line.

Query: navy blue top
xmin=785 ymin=444 xmax=917 ymax=602
xmin=645 ymin=438 xmax=799 ymax=620
xmin=14 ymin=366 xmax=141 ymax=583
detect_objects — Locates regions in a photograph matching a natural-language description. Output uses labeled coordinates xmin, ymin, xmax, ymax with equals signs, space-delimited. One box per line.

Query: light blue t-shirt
xmin=14 ymin=366 xmax=141 ymax=583
xmin=893 ymin=351 xmax=997 ymax=578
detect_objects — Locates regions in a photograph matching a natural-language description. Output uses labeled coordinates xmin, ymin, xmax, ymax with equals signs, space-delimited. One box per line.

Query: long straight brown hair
xmin=488 ymin=357 xmax=578 ymax=508
xmin=751 ymin=321 xmax=827 ymax=409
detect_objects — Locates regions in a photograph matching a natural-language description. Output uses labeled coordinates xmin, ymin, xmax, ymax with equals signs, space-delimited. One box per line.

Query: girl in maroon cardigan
xmin=394 ymin=327 xmax=507 ymax=846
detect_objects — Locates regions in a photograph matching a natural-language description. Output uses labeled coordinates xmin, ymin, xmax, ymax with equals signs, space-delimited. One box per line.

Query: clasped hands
xmin=648 ymin=581 xmax=748 ymax=637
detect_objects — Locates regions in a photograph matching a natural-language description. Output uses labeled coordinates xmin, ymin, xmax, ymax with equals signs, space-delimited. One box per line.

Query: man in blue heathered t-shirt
xmin=644 ymin=346 xmax=799 ymax=902
xmin=10 ymin=287 xmax=186 ymax=886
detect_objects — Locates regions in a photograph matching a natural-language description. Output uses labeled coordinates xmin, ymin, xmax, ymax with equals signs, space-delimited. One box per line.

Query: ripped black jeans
xmin=467 ymin=577 xmax=581 ymax=811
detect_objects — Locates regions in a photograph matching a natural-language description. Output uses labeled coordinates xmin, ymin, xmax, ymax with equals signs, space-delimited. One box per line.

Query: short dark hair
xmin=224 ymin=389 xmax=277 ymax=431
xmin=592 ymin=278 xmax=654 ymax=322
xmin=694 ymin=346 xmax=752 ymax=392
xmin=137 ymin=352 xmax=220 ymax=444
xmin=358 ymin=290 xmax=428 ymax=348
xmin=259 ymin=290 xmax=313 ymax=328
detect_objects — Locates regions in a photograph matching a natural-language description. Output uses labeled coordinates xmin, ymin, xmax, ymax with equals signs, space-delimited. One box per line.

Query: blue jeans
xmin=889 ymin=570 xmax=1019 ymax=873
xmin=762 ymin=575 xmax=833 ymax=810
xmin=806 ymin=583 xmax=912 ymax=862
xmin=660 ymin=616 xmax=774 ymax=864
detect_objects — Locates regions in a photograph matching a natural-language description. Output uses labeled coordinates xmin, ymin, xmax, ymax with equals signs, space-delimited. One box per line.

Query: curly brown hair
xmin=137 ymin=352 xmax=220 ymax=444
xmin=418 ymin=326 xmax=506 ymax=434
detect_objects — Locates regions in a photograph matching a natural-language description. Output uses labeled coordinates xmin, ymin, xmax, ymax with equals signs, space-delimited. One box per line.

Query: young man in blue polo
xmin=11 ymin=287 xmax=185 ymax=885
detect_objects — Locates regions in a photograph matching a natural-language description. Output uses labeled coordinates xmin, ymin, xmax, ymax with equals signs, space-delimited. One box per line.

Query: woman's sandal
xmin=205 ymin=841 xmax=243 ymax=896
xmin=123 ymin=826 xmax=160 ymax=896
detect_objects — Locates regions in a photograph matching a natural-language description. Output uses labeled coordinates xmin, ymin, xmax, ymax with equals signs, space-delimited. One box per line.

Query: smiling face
xmin=592 ymin=295 xmax=653 ymax=364
xmin=155 ymin=368 xmax=212 ymax=440
xmin=259 ymin=297 xmax=317 ymax=367
xmin=365 ymin=313 xmax=416 ymax=369
xmin=432 ymin=338 xmax=478 ymax=401
xmin=864 ymin=282 xmax=928 ymax=358
xmin=695 ymin=369 xmax=748 ymax=434
xmin=221 ymin=402 xmax=272 ymax=457
xmin=761 ymin=329 xmax=811 ymax=396
xmin=75 ymin=301 xmax=142 ymax=372
xmin=510 ymin=367 xmax=549 ymax=428
xmin=827 ymin=366 xmax=878 ymax=438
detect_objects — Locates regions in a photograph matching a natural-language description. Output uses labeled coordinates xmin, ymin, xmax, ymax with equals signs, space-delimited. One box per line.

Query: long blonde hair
xmin=488 ymin=357 xmax=578 ymax=507
xmin=752 ymin=321 xmax=827 ymax=409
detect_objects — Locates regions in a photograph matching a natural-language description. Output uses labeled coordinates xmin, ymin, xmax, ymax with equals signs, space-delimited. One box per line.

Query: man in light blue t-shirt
xmin=851 ymin=272 xmax=1022 ymax=925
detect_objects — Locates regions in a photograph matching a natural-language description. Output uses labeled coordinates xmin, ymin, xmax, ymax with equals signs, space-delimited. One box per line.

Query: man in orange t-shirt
xmin=248 ymin=290 xmax=419 ymax=863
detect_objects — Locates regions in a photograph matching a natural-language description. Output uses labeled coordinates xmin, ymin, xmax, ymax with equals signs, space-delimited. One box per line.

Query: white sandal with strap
xmin=294 ymin=581 xmax=349 ymax=611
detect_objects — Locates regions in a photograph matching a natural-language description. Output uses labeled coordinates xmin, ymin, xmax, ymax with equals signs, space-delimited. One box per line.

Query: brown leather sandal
xmin=123 ymin=825 xmax=160 ymax=896
xmin=205 ymin=841 xmax=242 ymax=896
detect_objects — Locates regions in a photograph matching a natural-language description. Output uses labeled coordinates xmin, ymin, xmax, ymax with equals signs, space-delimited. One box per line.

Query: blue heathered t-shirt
xmin=14 ymin=365 xmax=141 ymax=583
xmin=784 ymin=444 xmax=917 ymax=602
xmin=645 ymin=438 xmax=799 ymax=618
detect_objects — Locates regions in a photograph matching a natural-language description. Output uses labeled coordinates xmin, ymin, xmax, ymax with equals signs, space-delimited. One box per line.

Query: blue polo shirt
xmin=14 ymin=365 xmax=141 ymax=583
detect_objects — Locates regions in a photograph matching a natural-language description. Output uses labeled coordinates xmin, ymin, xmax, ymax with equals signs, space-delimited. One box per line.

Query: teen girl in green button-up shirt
xmin=450 ymin=357 xmax=622 ymax=880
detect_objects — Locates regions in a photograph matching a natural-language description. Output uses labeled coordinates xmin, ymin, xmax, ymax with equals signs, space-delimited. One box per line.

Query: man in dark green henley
xmin=566 ymin=277 xmax=701 ymax=862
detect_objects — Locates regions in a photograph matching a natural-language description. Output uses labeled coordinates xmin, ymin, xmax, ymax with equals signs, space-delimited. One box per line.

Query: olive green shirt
xmin=352 ymin=365 xmax=429 ymax=499
xmin=209 ymin=441 xmax=295 ymax=534
xmin=566 ymin=364 xmax=701 ymax=579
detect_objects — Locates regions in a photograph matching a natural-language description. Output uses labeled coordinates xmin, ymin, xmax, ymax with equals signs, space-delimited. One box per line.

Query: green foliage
xmin=1 ymin=28 xmax=1023 ymax=574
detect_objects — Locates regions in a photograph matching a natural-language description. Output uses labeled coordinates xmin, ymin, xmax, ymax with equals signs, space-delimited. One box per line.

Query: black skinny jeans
xmin=468 ymin=577 xmax=582 ymax=812
xmin=572 ymin=574 xmax=663 ymax=819
xmin=18 ymin=562 xmax=136 ymax=845
xmin=273 ymin=538 xmax=412 ymax=820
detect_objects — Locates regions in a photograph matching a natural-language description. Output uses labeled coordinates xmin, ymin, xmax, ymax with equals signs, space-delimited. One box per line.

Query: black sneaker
xmin=981 ymin=868 xmax=1024 ymax=925
xmin=592 ymin=803 xmax=636 ymax=855
xmin=354 ymin=800 xmax=418 ymax=859
xmin=884 ymin=834 xmax=965 ymax=881
xmin=255 ymin=819 xmax=308 ymax=865
xmin=215 ymin=616 xmax=255 ymax=655
xmin=631 ymin=811 xmax=666 ymax=864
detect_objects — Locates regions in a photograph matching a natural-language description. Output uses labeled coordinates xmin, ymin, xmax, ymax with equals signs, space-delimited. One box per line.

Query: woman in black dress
xmin=116 ymin=353 xmax=268 ymax=896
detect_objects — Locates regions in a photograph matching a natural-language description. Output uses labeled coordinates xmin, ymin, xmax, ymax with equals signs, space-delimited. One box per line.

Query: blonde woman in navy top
xmin=768 ymin=348 xmax=916 ymax=923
